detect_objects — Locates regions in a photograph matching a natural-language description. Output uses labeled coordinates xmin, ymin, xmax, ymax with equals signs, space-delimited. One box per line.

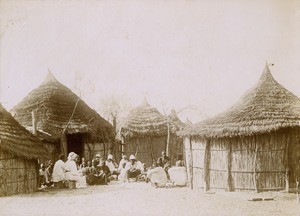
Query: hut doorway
xmin=67 ymin=133 xmax=84 ymax=158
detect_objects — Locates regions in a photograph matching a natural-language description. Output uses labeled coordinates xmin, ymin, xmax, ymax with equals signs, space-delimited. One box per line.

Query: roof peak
xmin=259 ymin=63 xmax=276 ymax=84
xmin=43 ymin=69 xmax=59 ymax=83
xmin=141 ymin=97 xmax=150 ymax=106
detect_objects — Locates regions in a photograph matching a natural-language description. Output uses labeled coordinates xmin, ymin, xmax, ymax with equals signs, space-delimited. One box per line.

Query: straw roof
xmin=168 ymin=109 xmax=186 ymax=133
xmin=0 ymin=103 xmax=47 ymax=159
xmin=12 ymin=72 xmax=114 ymax=141
xmin=179 ymin=64 xmax=300 ymax=138
xmin=120 ymin=99 xmax=168 ymax=138
xmin=185 ymin=118 xmax=192 ymax=126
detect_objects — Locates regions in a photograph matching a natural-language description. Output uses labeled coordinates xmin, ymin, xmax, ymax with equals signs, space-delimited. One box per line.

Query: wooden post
xmin=253 ymin=143 xmax=259 ymax=192
xmin=189 ymin=137 xmax=194 ymax=190
xmin=24 ymin=161 xmax=29 ymax=193
xmin=60 ymin=133 xmax=67 ymax=160
xmin=227 ymin=139 xmax=233 ymax=191
xmin=204 ymin=139 xmax=211 ymax=191
xmin=285 ymin=139 xmax=290 ymax=192
xmin=31 ymin=110 xmax=37 ymax=135
xmin=149 ymin=137 xmax=154 ymax=164
xmin=166 ymin=120 xmax=170 ymax=156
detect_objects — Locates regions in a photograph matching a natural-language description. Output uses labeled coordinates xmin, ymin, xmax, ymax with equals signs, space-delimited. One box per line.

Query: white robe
xmin=65 ymin=160 xmax=79 ymax=181
xmin=65 ymin=160 xmax=87 ymax=188
xmin=52 ymin=159 xmax=66 ymax=182
xmin=147 ymin=167 xmax=167 ymax=187
xmin=168 ymin=167 xmax=187 ymax=186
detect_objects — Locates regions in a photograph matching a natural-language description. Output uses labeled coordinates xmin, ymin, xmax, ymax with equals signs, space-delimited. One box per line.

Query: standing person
xmin=86 ymin=160 xmax=97 ymax=185
xmin=46 ymin=159 xmax=54 ymax=185
xmin=118 ymin=155 xmax=128 ymax=171
xmin=80 ymin=158 xmax=86 ymax=169
xmin=158 ymin=151 xmax=171 ymax=173
xmin=125 ymin=155 xmax=141 ymax=181
xmin=105 ymin=154 xmax=119 ymax=180
xmin=39 ymin=164 xmax=49 ymax=188
xmin=52 ymin=154 xmax=66 ymax=188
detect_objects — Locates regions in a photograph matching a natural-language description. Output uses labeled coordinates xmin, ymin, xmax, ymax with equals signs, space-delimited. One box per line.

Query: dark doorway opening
xmin=67 ymin=133 xmax=84 ymax=158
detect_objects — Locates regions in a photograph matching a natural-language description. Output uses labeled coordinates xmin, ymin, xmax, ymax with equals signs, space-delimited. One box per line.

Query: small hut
xmin=11 ymin=72 xmax=114 ymax=162
xmin=119 ymin=100 xmax=184 ymax=166
xmin=179 ymin=64 xmax=300 ymax=192
xmin=0 ymin=103 xmax=47 ymax=196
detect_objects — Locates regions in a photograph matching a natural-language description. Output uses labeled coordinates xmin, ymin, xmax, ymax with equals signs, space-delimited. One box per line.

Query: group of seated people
xmin=39 ymin=151 xmax=187 ymax=189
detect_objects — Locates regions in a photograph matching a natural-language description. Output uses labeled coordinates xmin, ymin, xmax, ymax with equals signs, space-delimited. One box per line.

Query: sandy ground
xmin=0 ymin=181 xmax=299 ymax=216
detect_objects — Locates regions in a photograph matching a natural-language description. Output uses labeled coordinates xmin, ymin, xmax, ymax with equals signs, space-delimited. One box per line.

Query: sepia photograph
xmin=0 ymin=0 xmax=300 ymax=215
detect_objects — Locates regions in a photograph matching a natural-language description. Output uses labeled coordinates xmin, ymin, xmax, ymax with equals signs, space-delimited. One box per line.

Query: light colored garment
xmin=65 ymin=160 xmax=79 ymax=181
xmin=52 ymin=159 xmax=66 ymax=183
xmin=118 ymin=168 xmax=127 ymax=181
xmin=168 ymin=167 xmax=187 ymax=186
xmin=147 ymin=167 xmax=168 ymax=187
xmin=76 ymin=171 xmax=87 ymax=189
xmin=118 ymin=159 xmax=128 ymax=171
xmin=125 ymin=161 xmax=142 ymax=171
xmin=106 ymin=160 xmax=117 ymax=174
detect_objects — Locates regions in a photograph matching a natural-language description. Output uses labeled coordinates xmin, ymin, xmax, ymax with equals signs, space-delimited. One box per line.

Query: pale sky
xmin=1 ymin=0 xmax=300 ymax=123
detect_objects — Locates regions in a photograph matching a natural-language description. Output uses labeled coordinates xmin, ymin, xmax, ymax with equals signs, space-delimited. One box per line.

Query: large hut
xmin=179 ymin=64 xmax=300 ymax=192
xmin=11 ymin=72 xmax=114 ymax=162
xmin=0 ymin=103 xmax=47 ymax=196
xmin=119 ymin=100 xmax=184 ymax=166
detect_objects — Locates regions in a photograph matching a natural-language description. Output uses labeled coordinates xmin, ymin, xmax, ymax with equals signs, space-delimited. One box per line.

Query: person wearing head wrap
xmin=118 ymin=155 xmax=129 ymax=182
xmin=65 ymin=152 xmax=87 ymax=188
xmin=105 ymin=154 xmax=119 ymax=180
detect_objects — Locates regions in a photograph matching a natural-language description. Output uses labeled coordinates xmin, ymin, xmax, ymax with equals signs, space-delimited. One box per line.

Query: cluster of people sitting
xmin=39 ymin=151 xmax=187 ymax=189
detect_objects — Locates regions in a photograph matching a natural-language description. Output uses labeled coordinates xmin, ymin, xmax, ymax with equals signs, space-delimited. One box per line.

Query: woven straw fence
xmin=0 ymin=150 xmax=38 ymax=197
xmin=185 ymin=127 xmax=300 ymax=192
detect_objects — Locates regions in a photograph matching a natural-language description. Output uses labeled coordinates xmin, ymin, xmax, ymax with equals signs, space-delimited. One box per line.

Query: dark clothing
xmin=158 ymin=156 xmax=171 ymax=172
xmin=127 ymin=169 xmax=141 ymax=179
xmin=88 ymin=164 xmax=110 ymax=185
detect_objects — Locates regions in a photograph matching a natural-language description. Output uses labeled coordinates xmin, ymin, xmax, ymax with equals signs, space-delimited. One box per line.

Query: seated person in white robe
xmin=168 ymin=161 xmax=187 ymax=187
xmin=147 ymin=162 xmax=168 ymax=188
xmin=65 ymin=152 xmax=87 ymax=189
xmin=52 ymin=154 xmax=66 ymax=186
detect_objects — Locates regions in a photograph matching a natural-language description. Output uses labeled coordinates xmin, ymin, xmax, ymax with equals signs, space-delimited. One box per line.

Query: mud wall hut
xmin=179 ymin=65 xmax=300 ymax=192
xmin=0 ymin=103 xmax=47 ymax=196
xmin=119 ymin=100 xmax=185 ymax=166
xmin=11 ymin=72 xmax=114 ymax=162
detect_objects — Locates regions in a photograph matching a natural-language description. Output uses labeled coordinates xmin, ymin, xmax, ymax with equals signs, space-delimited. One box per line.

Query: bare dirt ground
xmin=0 ymin=181 xmax=299 ymax=216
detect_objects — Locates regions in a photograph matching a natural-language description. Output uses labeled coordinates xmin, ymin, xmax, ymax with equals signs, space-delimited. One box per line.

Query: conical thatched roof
xmin=168 ymin=109 xmax=186 ymax=133
xmin=0 ymin=103 xmax=47 ymax=159
xmin=12 ymin=72 xmax=114 ymax=141
xmin=120 ymin=99 xmax=168 ymax=138
xmin=179 ymin=64 xmax=300 ymax=138
xmin=185 ymin=118 xmax=192 ymax=126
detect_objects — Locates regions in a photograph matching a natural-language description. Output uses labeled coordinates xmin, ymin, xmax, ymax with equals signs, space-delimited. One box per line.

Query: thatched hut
xmin=0 ymin=103 xmax=47 ymax=196
xmin=179 ymin=64 xmax=300 ymax=192
xmin=119 ymin=100 xmax=184 ymax=166
xmin=11 ymin=72 xmax=114 ymax=162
